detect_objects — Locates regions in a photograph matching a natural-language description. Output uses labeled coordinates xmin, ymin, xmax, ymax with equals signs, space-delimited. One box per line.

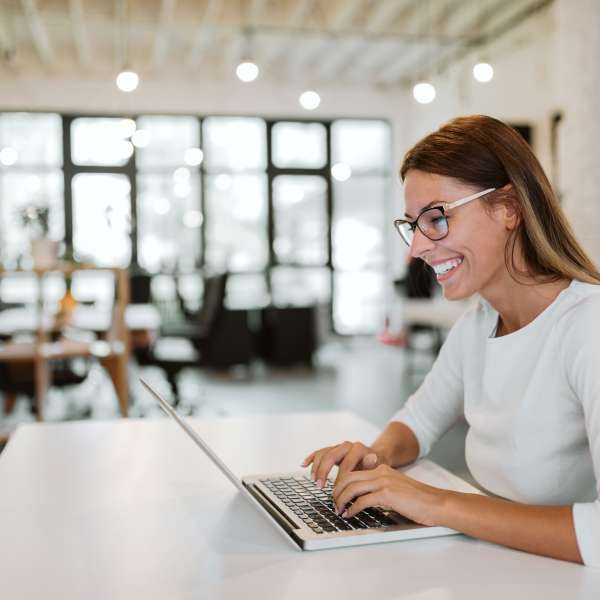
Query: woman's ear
xmin=498 ymin=184 xmax=520 ymax=230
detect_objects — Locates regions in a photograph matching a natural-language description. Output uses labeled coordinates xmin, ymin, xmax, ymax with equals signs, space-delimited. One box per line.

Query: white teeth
xmin=432 ymin=257 xmax=463 ymax=275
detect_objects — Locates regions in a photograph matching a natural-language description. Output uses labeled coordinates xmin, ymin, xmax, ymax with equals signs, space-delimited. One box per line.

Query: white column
xmin=556 ymin=0 xmax=600 ymax=265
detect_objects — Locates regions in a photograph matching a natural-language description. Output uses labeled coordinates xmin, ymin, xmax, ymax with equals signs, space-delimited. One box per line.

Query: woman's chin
xmin=440 ymin=281 xmax=472 ymax=301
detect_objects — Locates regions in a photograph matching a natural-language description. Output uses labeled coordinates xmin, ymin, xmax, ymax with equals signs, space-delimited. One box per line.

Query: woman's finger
xmin=333 ymin=467 xmax=379 ymax=500
xmin=310 ymin=448 xmax=328 ymax=481
xmin=341 ymin=491 xmax=384 ymax=519
xmin=301 ymin=450 xmax=316 ymax=468
xmin=314 ymin=442 xmax=352 ymax=487
xmin=334 ymin=478 xmax=381 ymax=514
xmin=334 ymin=443 xmax=371 ymax=485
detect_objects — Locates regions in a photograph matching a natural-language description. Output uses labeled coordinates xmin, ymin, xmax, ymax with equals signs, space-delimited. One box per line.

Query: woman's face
xmin=403 ymin=169 xmax=514 ymax=301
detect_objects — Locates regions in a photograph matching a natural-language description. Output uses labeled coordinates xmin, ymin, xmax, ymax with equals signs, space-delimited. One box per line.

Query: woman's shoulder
xmin=555 ymin=280 xmax=600 ymax=336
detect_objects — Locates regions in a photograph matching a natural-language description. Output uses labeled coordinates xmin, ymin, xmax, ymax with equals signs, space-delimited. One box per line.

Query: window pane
xmin=273 ymin=176 xmax=328 ymax=266
xmin=71 ymin=118 xmax=135 ymax=166
xmin=204 ymin=174 xmax=268 ymax=271
xmin=136 ymin=116 xmax=200 ymax=169
xmin=137 ymin=172 xmax=202 ymax=273
xmin=72 ymin=173 xmax=131 ymax=266
xmin=0 ymin=272 xmax=38 ymax=305
xmin=0 ymin=112 xmax=62 ymax=167
xmin=71 ymin=270 xmax=115 ymax=306
xmin=272 ymin=122 xmax=326 ymax=169
xmin=225 ymin=273 xmax=269 ymax=309
xmin=332 ymin=177 xmax=387 ymax=270
xmin=331 ymin=120 xmax=390 ymax=172
xmin=203 ymin=117 xmax=266 ymax=172
xmin=0 ymin=171 xmax=64 ymax=268
xmin=333 ymin=271 xmax=386 ymax=334
xmin=271 ymin=267 xmax=331 ymax=307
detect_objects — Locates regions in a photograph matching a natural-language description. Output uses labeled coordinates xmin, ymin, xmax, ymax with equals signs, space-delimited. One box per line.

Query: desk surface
xmin=0 ymin=412 xmax=598 ymax=599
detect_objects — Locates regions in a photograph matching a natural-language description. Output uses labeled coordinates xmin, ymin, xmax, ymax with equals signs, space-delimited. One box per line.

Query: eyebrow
xmin=404 ymin=200 xmax=441 ymax=219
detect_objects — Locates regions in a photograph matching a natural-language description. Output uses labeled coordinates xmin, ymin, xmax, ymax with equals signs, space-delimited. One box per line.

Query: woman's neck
xmin=482 ymin=275 xmax=571 ymax=337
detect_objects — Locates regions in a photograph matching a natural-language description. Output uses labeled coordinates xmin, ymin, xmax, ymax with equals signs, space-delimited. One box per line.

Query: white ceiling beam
xmin=391 ymin=0 xmax=517 ymax=86
xmin=249 ymin=0 xmax=269 ymax=26
xmin=287 ymin=0 xmax=365 ymax=75
xmin=152 ymin=0 xmax=177 ymax=68
xmin=315 ymin=0 xmax=414 ymax=80
xmin=188 ymin=0 xmax=221 ymax=66
xmin=0 ymin=4 xmax=14 ymax=61
xmin=374 ymin=0 xmax=479 ymax=85
xmin=258 ymin=0 xmax=316 ymax=74
xmin=20 ymin=0 xmax=54 ymax=64
xmin=346 ymin=39 xmax=408 ymax=83
xmin=69 ymin=0 xmax=92 ymax=67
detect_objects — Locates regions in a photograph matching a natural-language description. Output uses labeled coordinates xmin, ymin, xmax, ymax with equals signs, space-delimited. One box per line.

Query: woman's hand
xmin=301 ymin=441 xmax=381 ymax=488
xmin=332 ymin=464 xmax=447 ymax=526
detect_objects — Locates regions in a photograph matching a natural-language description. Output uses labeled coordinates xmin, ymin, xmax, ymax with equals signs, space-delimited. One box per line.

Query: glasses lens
xmin=394 ymin=221 xmax=413 ymax=245
xmin=418 ymin=208 xmax=448 ymax=240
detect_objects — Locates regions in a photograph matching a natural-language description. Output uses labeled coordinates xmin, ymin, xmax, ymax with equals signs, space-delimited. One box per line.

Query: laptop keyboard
xmin=259 ymin=475 xmax=396 ymax=535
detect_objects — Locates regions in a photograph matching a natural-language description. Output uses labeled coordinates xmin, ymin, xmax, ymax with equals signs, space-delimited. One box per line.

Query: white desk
xmin=0 ymin=412 xmax=598 ymax=599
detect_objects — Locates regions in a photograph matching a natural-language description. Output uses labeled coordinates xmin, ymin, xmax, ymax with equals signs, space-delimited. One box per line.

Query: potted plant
xmin=19 ymin=204 xmax=58 ymax=269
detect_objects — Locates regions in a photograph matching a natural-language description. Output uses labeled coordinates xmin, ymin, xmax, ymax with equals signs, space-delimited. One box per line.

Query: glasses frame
xmin=393 ymin=187 xmax=496 ymax=246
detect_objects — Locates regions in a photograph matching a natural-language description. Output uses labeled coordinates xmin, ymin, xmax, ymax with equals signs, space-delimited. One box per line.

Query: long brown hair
xmin=400 ymin=115 xmax=600 ymax=285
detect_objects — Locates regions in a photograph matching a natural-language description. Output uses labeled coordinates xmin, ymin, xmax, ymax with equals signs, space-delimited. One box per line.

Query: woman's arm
xmin=370 ymin=421 xmax=420 ymax=467
xmin=333 ymin=466 xmax=583 ymax=564
xmin=440 ymin=491 xmax=583 ymax=564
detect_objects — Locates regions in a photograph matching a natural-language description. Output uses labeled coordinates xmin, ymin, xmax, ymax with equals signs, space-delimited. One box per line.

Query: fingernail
xmin=317 ymin=480 xmax=323 ymax=489
xmin=341 ymin=510 xmax=349 ymax=518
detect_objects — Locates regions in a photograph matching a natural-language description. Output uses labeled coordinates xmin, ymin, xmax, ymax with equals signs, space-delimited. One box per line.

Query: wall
xmin=3 ymin=0 xmax=598 ymax=294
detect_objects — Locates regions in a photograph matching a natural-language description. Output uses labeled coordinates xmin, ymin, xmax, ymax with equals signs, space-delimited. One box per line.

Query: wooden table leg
xmin=4 ymin=391 xmax=17 ymax=416
xmin=100 ymin=353 xmax=129 ymax=417
xmin=34 ymin=356 xmax=50 ymax=421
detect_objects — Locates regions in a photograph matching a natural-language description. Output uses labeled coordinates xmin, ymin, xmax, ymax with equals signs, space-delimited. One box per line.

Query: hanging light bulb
xmin=473 ymin=62 xmax=494 ymax=83
xmin=299 ymin=90 xmax=321 ymax=110
xmin=236 ymin=61 xmax=259 ymax=82
xmin=116 ymin=70 xmax=139 ymax=92
xmin=413 ymin=82 xmax=436 ymax=104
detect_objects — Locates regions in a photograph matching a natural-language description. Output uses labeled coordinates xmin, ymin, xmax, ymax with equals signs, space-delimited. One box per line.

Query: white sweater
xmin=392 ymin=280 xmax=600 ymax=567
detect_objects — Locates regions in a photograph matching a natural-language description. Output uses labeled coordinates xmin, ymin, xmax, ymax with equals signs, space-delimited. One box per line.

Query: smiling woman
xmin=303 ymin=115 xmax=600 ymax=568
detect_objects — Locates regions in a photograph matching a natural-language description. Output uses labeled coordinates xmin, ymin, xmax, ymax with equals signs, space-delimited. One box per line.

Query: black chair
xmin=259 ymin=306 xmax=316 ymax=367
xmin=134 ymin=273 xmax=255 ymax=401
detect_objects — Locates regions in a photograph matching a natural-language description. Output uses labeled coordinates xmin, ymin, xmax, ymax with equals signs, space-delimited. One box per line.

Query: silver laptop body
xmin=141 ymin=378 xmax=460 ymax=551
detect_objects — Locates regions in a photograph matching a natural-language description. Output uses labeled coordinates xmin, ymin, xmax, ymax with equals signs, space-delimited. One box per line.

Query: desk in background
xmin=0 ymin=411 xmax=597 ymax=599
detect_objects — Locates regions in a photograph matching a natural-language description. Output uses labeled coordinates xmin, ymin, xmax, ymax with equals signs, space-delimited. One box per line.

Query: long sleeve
xmin=390 ymin=309 xmax=470 ymax=458
xmin=561 ymin=296 xmax=600 ymax=568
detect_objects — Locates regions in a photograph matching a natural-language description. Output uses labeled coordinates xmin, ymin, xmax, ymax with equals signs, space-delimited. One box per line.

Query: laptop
xmin=141 ymin=378 xmax=483 ymax=551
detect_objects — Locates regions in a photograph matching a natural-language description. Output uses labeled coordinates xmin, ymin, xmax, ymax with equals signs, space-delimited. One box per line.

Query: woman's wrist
xmin=372 ymin=421 xmax=420 ymax=467
xmin=429 ymin=488 xmax=456 ymax=527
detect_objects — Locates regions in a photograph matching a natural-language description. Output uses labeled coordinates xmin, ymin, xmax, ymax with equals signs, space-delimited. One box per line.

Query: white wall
xmin=3 ymin=0 xmax=598 ymax=288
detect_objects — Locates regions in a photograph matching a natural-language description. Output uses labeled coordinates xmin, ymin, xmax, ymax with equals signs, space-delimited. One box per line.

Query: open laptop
xmin=141 ymin=378 xmax=483 ymax=551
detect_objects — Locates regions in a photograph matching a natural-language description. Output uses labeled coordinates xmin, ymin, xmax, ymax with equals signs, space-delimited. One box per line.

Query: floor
xmin=0 ymin=338 xmax=473 ymax=484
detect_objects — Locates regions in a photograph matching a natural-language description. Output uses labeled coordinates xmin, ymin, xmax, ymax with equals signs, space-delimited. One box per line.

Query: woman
xmin=303 ymin=115 xmax=600 ymax=567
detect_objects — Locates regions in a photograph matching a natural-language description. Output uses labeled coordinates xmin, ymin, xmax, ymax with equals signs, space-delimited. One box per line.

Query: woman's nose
xmin=409 ymin=229 xmax=436 ymax=259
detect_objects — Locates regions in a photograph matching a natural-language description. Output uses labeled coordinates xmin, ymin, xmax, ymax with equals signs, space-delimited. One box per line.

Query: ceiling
xmin=0 ymin=0 xmax=553 ymax=88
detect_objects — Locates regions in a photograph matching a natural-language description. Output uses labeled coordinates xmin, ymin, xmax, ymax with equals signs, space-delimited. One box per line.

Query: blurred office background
xmin=0 ymin=0 xmax=599 ymax=462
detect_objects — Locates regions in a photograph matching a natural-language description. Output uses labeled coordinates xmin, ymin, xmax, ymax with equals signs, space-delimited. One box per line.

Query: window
xmin=71 ymin=117 xmax=134 ymax=166
xmin=0 ymin=112 xmax=392 ymax=334
xmin=72 ymin=173 xmax=132 ymax=267
xmin=272 ymin=122 xmax=327 ymax=169
xmin=0 ymin=113 xmax=63 ymax=268
xmin=331 ymin=120 xmax=390 ymax=334
xmin=273 ymin=176 xmax=328 ymax=266
xmin=203 ymin=117 xmax=269 ymax=273
xmin=136 ymin=116 xmax=202 ymax=273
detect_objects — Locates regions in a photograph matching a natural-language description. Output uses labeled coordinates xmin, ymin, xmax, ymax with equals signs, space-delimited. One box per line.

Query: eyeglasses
xmin=393 ymin=187 xmax=496 ymax=246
